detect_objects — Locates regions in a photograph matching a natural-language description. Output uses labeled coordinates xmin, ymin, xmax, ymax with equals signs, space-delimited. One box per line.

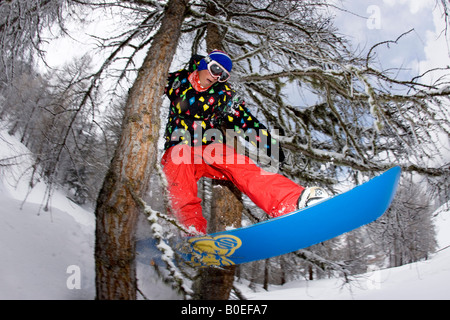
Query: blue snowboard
xmin=179 ymin=166 xmax=401 ymax=267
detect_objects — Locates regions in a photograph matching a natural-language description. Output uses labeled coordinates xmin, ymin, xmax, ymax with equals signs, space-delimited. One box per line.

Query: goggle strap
xmin=204 ymin=56 xmax=212 ymax=64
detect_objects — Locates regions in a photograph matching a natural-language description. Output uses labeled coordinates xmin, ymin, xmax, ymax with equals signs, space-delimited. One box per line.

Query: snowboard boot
xmin=298 ymin=187 xmax=329 ymax=208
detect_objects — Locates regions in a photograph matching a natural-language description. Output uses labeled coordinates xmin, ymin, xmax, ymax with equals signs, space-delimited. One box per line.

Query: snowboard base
xmin=180 ymin=166 xmax=401 ymax=267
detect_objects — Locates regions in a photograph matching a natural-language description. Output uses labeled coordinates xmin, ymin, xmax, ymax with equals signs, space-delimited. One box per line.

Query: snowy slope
xmin=0 ymin=129 xmax=178 ymax=300
xmin=239 ymin=204 xmax=450 ymax=300
xmin=1 ymin=128 xmax=449 ymax=300
xmin=239 ymin=247 xmax=450 ymax=300
xmin=0 ymin=129 xmax=96 ymax=299
xmin=0 ymin=193 xmax=95 ymax=299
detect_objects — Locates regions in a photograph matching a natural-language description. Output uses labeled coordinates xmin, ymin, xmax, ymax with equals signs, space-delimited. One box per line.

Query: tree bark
xmin=204 ymin=2 xmax=224 ymax=51
xmin=94 ymin=0 xmax=189 ymax=300
xmin=193 ymin=3 xmax=243 ymax=299
xmin=193 ymin=179 xmax=243 ymax=300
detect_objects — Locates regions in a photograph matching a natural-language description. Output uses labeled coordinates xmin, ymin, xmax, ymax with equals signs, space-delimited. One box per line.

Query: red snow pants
xmin=161 ymin=144 xmax=304 ymax=234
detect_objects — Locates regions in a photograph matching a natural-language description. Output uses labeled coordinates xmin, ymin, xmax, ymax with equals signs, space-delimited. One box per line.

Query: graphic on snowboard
xmin=185 ymin=234 xmax=242 ymax=267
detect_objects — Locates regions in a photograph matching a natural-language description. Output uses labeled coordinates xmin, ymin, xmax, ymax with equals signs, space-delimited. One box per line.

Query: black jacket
xmin=163 ymin=55 xmax=284 ymax=163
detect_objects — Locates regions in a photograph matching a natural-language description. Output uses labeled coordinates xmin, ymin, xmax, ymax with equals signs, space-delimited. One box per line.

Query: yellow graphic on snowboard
xmin=186 ymin=234 xmax=242 ymax=267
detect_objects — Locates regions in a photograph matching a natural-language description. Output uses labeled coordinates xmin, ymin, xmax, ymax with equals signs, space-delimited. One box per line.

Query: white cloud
xmin=408 ymin=0 xmax=434 ymax=14
xmin=416 ymin=5 xmax=450 ymax=85
xmin=382 ymin=0 xmax=404 ymax=7
xmin=383 ymin=0 xmax=434 ymax=14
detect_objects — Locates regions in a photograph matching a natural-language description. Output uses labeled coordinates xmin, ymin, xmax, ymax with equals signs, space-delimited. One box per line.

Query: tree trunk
xmin=193 ymin=180 xmax=243 ymax=300
xmin=263 ymin=259 xmax=270 ymax=291
xmin=205 ymin=2 xmax=224 ymax=51
xmin=193 ymin=3 xmax=243 ymax=299
xmin=94 ymin=0 xmax=189 ymax=300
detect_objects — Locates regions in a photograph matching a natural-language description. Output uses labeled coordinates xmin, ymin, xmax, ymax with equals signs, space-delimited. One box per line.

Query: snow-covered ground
xmin=1 ymin=128 xmax=449 ymax=300
xmin=0 ymin=129 xmax=95 ymax=299
xmin=239 ymin=208 xmax=450 ymax=300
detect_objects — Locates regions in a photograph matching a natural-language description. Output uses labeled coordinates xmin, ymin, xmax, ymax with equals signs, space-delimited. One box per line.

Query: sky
xmin=42 ymin=1 xmax=450 ymax=83
xmin=40 ymin=0 xmax=450 ymax=112
xmin=331 ymin=0 xmax=450 ymax=166
xmin=331 ymin=0 xmax=450 ymax=85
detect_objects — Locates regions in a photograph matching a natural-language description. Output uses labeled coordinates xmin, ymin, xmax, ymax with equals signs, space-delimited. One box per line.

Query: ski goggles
xmin=204 ymin=56 xmax=230 ymax=82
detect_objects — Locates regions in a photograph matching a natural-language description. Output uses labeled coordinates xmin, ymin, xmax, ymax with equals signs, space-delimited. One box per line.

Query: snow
xmin=0 ymin=128 xmax=96 ymax=299
xmin=0 ymin=192 xmax=95 ymax=299
xmin=1 ymin=128 xmax=449 ymax=300
xmin=239 ymin=204 xmax=450 ymax=300
xmin=239 ymin=246 xmax=450 ymax=300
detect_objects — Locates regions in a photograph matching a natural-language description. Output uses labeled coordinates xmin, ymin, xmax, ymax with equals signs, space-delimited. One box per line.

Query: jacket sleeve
xmin=221 ymin=91 xmax=285 ymax=163
xmin=165 ymin=70 xmax=180 ymax=97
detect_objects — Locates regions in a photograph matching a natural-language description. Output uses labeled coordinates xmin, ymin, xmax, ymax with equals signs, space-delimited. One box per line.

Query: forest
xmin=0 ymin=0 xmax=449 ymax=300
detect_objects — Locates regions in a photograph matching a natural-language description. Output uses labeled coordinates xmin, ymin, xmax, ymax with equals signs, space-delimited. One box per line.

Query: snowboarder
xmin=161 ymin=50 xmax=328 ymax=235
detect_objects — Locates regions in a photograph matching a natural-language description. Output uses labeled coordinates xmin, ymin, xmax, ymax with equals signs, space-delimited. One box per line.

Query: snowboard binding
xmin=298 ymin=187 xmax=329 ymax=208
